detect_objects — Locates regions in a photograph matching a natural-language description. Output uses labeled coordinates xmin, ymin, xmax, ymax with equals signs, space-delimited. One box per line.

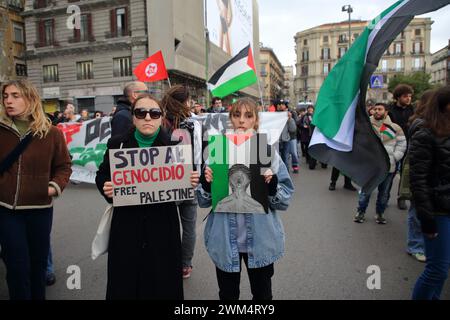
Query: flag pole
xmin=167 ymin=77 xmax=172 ymax=88
xmin=204 ymin=0 xmax=211 ymax=109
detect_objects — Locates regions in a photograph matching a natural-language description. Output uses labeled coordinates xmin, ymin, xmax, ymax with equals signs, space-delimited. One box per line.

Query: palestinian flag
xmin=309 ymin=0 xmax=449 ymax=193
xmin=380 ymin=124 xmax=396 ymax=140
xmin=208 ymin=44 xmax=257 ymax=98
xmin=208 ymin=134 xmax=271 ymax=213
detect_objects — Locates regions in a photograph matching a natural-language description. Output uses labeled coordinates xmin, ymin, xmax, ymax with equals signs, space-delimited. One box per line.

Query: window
xmin=16 ymin=64 xmax=27 ymax=76
xmin=116 ymin=8 xmax=126 ymax=36
xmin=383 ymin=92 xmax=388 ymax=101
xmin=414 ymin=42 xmax=420 ymax=54
xmin=395 ymin=43 xmax=402 ymax=54
xmin=44 ymin=19 xmax=54 ymax=46
xmin=383 ymin=75 xmax=388 ymax=84
xmin=323 ymin=36 xmax=329 ymax=43
xmin=323 ymin=63 xmax=330 ymax=75
xmin=13 ymin=23 xmax=24 ymax=43
xmin=76 ymin=61 xmax=93 ymax=80
xmin=338 ymin=47 xmax=347 ymax=58
xmin=79 ymin=15 xmax=89 ymax=41
xmin=303 ymin=39 xmax=308 ymax=46
xmin=303 ymin=79 xmax=308 ymax=90
xmin=77 ymin=98 xmax=95 ymax=112
xmin=414 ymin=58 xmax=421 ymax=69
xmin=34 ymin=0 xmax=48 ymax=9
xmin=415 ymin=29 xmax=421 ymax=36
xmin=322 ymin=47 xmax=330 ymax=60
xmin=43 ymin=65 xmax=59 ymax=83
xmin=302 ymin=51 xmax=309 ymax=62
xmin=113 ymin=57 xmax=132 ymax=77
xmin=339 ymin=34 xmax=347 ymax=43
xmin=396 ymin=59 xmax=402 ymax=71
xmin=110 ymin=7 xmax=129 ymax=37
xmin=381 ymin=60 xmax=387 ymax=72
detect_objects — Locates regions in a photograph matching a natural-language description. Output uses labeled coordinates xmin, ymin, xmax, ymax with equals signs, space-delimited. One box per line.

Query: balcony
xmin=411 ymin=66 xmax=425 ymax=72
xmin=7 ymin=0 xmax=24 ymax=11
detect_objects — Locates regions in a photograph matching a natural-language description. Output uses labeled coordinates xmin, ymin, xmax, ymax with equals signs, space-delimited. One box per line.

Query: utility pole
xmin=342 ymin=5 xmax=353 ymax=46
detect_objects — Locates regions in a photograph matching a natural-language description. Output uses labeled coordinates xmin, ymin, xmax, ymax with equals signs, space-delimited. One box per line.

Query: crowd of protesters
xmin=0 ymin=78 xmax=449 ymax=301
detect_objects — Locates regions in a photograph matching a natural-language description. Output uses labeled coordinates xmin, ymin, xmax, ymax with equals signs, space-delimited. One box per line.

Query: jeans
xmin=358 ymin=173 xmax=395 ymax=214
xmin=412 ymin=216 xmax=450 ymax=300
xmin=215 ymin=253 xmax=274 ymax=300
xmin=179 ymin=199 xmax=197 ymax=268
xmin=46 ymin=246 xmax=54 ymax=277
xmin=407 ymin=205 xmax=425 ymax=255
xmin=0 ymin=207 xmax=53 ymax=300
xmin=281 ymin=139 xmax=299 ymax=169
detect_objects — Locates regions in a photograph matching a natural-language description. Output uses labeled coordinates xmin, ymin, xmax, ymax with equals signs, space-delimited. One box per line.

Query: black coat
xmin=111 ymin=98 xmax=133 ymax=138
xmin=409 ymin=127 xmax=450 ymax=234
xmin=388 ymin=103 xmax=414 ymax=141
xmin=95 ymin=128 xmax=183 ymax=300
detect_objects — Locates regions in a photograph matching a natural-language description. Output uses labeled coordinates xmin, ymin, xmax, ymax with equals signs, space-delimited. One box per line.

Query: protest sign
xmin=58 ymin=117 xmax=111 ymax=183
xmin=109 ymin=144 xmax=194 ymax=207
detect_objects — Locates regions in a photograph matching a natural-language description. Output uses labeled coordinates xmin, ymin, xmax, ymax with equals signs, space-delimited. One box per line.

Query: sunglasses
xmin=133 ymin=108 xmax=162 ymax=120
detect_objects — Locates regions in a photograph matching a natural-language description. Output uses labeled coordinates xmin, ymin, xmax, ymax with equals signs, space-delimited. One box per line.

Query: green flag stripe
xmin=210 ymin=70 xmax=257 ymax=99
xmin=312 ymin=28 xmax=370 ymax=137
xmin=209 ymin=135 xmax=229 ymax=211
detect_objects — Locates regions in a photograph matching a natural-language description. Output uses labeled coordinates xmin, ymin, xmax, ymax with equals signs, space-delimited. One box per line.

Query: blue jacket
xmin=196 ymin=154 xmax=294 ymax=272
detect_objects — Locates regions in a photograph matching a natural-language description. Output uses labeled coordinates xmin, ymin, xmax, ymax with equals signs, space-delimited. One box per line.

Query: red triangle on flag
xmin=133 ymin=50 xmax=169 ymax=82
xmin=246 ymin=46 xmax=256 ymax=73
xmin=226 ymin=133 xmax=253 ymax=146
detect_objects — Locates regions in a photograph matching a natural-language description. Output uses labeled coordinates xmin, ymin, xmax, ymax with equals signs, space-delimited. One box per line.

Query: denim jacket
xmin=197 ymin=153 xmax=294 ymax=272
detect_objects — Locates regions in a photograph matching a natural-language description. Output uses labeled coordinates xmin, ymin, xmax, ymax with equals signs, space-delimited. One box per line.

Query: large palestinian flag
xmin=208 ymin=134 xmax=271 ymax=214
xmin=208 ymin=44 xmax=257 ymax=98
xmin=309 ymin=0 xmax=449 ymax=193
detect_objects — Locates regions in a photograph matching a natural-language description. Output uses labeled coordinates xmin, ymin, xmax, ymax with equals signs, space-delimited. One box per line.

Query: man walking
xmin=354 ymin=103 xmax=407 ymax=224
xmin=388 ymin=84 xmax=414 ymax=210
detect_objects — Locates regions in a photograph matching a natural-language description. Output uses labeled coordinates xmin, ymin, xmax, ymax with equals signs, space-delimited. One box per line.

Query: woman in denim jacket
xmin=193 ymin=98 xmax=294 ymax=300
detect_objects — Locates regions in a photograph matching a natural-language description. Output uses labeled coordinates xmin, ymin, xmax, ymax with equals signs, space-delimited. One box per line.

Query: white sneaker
xmin=409 ymin=252 xmax=426 ymax=263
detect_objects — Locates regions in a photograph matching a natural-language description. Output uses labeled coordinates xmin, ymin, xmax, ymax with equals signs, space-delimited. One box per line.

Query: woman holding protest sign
xmin=192 ymin=98 xmax=295 ymax=300
xmin=96 ymin=93 xmax=186 ymax=300
xmin=0 ymin=79 xmax=72 ymax=300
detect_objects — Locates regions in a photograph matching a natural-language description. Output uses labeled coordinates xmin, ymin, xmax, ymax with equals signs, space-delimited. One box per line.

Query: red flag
xmin=133 ymin=50 xmax=168 ymax=82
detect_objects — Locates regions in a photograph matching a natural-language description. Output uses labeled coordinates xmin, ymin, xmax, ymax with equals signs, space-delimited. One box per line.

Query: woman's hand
xmin=103 ymin=182 xmax=114 ymax=199
xmin=263 ymin=169 xmax=274 ymax=184
xmin=205 ymin=167 xmax=214 ymax=183
xmin=48 ymin=186 xmax=57 ymax=197
xmin=190 ymin=171 xmax=200 ymax=188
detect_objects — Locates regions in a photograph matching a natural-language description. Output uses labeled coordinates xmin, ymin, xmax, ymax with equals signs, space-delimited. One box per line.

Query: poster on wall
xmin=207 ymin=0 xmax=254 ymax=56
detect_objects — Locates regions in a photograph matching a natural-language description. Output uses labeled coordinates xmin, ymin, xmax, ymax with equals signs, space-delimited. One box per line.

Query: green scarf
xmin=13 ymin=118 xmax=31 ymax=137
xmin=134 ymin=127 xmax=160 ymax=148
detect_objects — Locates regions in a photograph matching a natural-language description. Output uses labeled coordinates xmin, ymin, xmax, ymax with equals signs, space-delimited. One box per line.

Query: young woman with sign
xmin=96 ymin=94 xmax=191 ymax=300
xmin=0 ymin=79 xmax=72 ymax=300
xmin=193 ymin=98 xmax=295 ymax=300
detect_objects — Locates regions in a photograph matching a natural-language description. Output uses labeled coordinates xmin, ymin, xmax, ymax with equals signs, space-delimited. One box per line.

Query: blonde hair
xmin=229 ymin=98 xmax=260 ymax=131
xmin=1 ymin=79 xmax=52 ymax=138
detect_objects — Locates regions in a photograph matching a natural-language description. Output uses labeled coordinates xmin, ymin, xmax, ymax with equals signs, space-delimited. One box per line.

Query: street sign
xmin=370 ymin=75 xmax=384 ymax=89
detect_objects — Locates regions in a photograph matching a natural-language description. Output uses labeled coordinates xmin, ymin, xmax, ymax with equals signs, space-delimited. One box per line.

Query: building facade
xmin=282 ymin=65 xmax=295 ymax=104
xmin=0 ymin=0 xmax=26 ymax=85
xmin=260 ymin=46 xmax=284 ymax=106
xmin=22 ymin=0 xmax=260 ymax=114
xmin=431 ymin=40 xmax=449 ymax=86
xmin=294 ymin=18 xmax=433 ymax=104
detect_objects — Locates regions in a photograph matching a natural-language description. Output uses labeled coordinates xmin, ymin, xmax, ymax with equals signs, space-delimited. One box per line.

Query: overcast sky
xmin=259 ymin=0 xmax=450 ymax=69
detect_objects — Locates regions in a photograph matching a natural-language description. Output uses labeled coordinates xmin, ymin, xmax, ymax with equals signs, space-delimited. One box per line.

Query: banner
xmin=207 ymin=0 xmax=254 ymax=56
xmin=58 ymin=113 xmax=287 ymax=184
xmin=109 ymin=145 xmax=194 ymax=207
xmin=58 ymin=117 xmax=111 ymax=184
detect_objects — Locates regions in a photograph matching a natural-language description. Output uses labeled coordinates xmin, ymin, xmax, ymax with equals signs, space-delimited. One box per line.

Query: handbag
xmin=91 ymin=204 xmax=113 ymax=260
xmin=91 ymin=142 xmax=122 ymax=260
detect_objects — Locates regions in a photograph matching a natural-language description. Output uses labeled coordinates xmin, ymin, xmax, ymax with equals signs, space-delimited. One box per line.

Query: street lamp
xmin=342 ymin=5 xmax=353 ymax=46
